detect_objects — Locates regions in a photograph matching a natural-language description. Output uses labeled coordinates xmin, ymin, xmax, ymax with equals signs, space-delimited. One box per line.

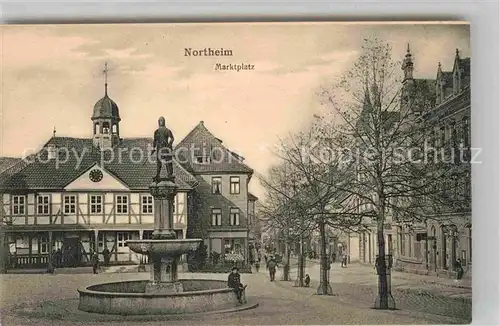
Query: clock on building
xmin=89 ymin=169 xmax=103 ymax=182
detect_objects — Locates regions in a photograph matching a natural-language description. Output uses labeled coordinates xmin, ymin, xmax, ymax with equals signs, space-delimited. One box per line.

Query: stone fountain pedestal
xmin=127 ymin=178 xmax=202 ymax=294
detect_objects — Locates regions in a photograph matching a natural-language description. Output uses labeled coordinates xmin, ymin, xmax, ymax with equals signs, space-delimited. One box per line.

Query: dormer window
xmin=47 ymin=144 xmax=57 ymax=160
xmin=195 ymin=155 xmax=211 ymax=164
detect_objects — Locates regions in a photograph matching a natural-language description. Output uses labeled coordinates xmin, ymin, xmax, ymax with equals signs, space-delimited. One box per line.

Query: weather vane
xmin=102 ymin=62 xmax=108 ymax=95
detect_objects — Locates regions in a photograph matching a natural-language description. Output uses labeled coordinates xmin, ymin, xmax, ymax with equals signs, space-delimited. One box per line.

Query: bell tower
xmin=92 ymin=62 xmax=121 ymax=150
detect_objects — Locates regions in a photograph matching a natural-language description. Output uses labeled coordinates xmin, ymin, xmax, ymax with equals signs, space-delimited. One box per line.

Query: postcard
xmin=0 ymin=22 xmax=471 ymax=325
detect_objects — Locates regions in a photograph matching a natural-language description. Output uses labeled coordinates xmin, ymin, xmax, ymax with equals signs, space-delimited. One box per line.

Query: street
xmin=0 ymin=265 xmax=470 ymax=325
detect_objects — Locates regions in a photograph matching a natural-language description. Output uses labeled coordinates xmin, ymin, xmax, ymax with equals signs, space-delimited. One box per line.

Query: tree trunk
xmin=282 ymin=240 xmax=290 ymax=281
xmin=295 ymin=234 xmax=305 ymax=286
xmin=0 ymin=231 xmax=8 ymax=273
xmin=375 ymin=219 xmax=391 ymax=309
xmin=317 ymin=220 xmax=332 ymax=295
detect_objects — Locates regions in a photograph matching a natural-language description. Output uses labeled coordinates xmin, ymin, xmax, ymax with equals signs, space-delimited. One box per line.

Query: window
xmin=40 ymin=236 xmax=50 ymax=254
xmin=212 ymin=177 xmax=222 ymax=194
xmin=462 ymin=117 xmax=469 ymax=148
xmin=224 ymin=239 xmax=242 ymax=254
xmin=450 ymin=121 xmax=457 ymax=147
xmin=415 ymin=233 xmax=427 ymax=260
xmin=12 ymin=196 xmax=25 ymax=215
xmin=399 ymin=227 xmax=405 ymax=256
xmin=90 ymin=195 xmax=103 ymax=214
xmin=211 ymin=208 xmax=222 ymax=226
xmin=117 ymin=232 xmax=130 ymax=247
xmin=407 ymin=233 xmax=412 ymax=257
xmin=102 ymin=122 xmax=110 ymax=134
xmin=37 ymin=195 xmax=50 ymax=215
xmin=142 ymin=195 xmax=153 ymax=214
xmin=230 ymin=176 xmax=240 ymax=194
xmin=230 ymin=207 xmax=240 ymax=226
xmin=63 ymin=195 xmax=76 ymax=214
xmin=16 ymin=236 xmax=29 ymax=249
xmin=98 ymin=233 xmax=105 ymax=249
xmin=116 ymin=195 xmax=128 ymax=214
xmin=440 ymin=126 xmax=445 ymax=148
xmin=195 ymin=155 xmax=210 ymax=164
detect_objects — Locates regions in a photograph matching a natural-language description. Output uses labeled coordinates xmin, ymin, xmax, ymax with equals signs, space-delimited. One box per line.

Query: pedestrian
xmin=102 ymin=247 xmax=111 ymax=266
xmin=227 ymin=266 xmax=246 ymax=304
xmin=55 ymin=248 xmax=62 ymax=267
xmin=341 ymin=254 xmax=348 ymax=268
xmin=331 ymin=252 xmax=337 ymax=263
xmin=304 ymin=274 xmax=310 ymax=287
xmin=91 ymin=251 xmax=100 ymax=274
xmin=255 ymin=261 xmax=260 ymax=273
xmin=267 ymin=256 xmax=277 ymax=281
xmin=455 ymin=258 xmax=464 ymax=280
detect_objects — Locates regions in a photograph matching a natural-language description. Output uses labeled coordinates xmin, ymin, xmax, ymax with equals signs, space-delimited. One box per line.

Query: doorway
xmin=62 ymin=236 xmax=82 ymax=267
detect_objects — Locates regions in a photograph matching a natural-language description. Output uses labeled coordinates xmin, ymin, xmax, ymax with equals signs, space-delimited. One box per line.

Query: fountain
xmin=78 ymin=117 xmax=255 ymax=315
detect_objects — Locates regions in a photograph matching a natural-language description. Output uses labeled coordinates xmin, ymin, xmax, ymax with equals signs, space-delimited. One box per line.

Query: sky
xmin=0 ymin=22 xmax=470 ymax=198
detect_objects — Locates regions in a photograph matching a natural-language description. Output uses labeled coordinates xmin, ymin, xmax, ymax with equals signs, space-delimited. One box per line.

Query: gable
xmin=175 ymin=121 xmax=253 ymax=174
xmin=64 ymin=163 xmax=129 ymax=191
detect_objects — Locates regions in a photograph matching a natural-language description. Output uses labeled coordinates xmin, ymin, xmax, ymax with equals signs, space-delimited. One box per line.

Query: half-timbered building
xmin=0 ymin=79 xmax=256 ymax=269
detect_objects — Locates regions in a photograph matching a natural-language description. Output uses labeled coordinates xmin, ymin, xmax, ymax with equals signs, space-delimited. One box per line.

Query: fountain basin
xmin=78 ymin=279 xmax=242 ymax=315
xmin=126 ymin=239 xmax=202 ymax=256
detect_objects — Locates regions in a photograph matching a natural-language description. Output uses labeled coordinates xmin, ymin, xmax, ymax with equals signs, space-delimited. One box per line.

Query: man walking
xmin=267 ymin=256 xmax=277 ymax=281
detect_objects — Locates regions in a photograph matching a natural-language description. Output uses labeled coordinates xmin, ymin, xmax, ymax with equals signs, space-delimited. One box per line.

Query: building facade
xmin=175 ymin=121 xmax=255 ymax=264
xmin=394 ymin=48 xmax=471 ymax=278
xmin=354 ymin=47 xmax=472 ymax=279
xmin=0 ymin=80 xmax=256 ymax=269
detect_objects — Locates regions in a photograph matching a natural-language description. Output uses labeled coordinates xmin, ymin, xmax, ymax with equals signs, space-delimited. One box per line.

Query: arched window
xmin=466 ymin=224 xmax=472 ymax=263
xmin=94 ymin=122 xmax=100 ymax=135
xmin=441 ymin=226 xmax=448 ymax=269
xmin=102 ymin=122 xmax=110 ymax=134
xmin=462 ymin=117 xmax=469 ymax=148
xmin=112 ymin=124 xmax=117 ymax=134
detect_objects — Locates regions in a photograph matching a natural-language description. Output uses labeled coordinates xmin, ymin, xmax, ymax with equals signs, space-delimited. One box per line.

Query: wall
xmin=197 ymin=173 xmax=249 ymax=229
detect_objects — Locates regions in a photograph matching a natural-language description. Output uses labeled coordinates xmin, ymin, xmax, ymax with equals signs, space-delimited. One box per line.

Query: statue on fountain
xmin=151 ymin=116 xmax=175 ymax=182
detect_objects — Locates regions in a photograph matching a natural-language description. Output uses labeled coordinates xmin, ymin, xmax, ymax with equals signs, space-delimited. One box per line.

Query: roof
xmin=0 ymin=157 xmax=22 ymax=174
xmin=248 ymin=192 xmax=259 ymax=201
xmin=92 ymin=93 xmax=120 ymax=121
xmin=458 ymin=58 xmax=471 ymax=88
xmin=412 ymin=79 xmax=437 ymax=112
xmin=175 ymin=121 xmax=253 ymax=174
xmin=0 ymin=137 xmax=198 ymax=191
xmin=441 ymin=72 xmax=453 ymax=88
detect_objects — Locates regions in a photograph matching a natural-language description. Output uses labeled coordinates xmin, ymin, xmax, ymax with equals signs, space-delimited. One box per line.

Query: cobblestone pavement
xmin=0 ymin=271 xmax=466 ymax=325
xmin=272 ymin=259 xmax=472 ymax=322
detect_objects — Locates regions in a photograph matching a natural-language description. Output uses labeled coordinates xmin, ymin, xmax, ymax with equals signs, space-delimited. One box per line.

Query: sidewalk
xmin=293 ymin=257 xmax=471 ymax=290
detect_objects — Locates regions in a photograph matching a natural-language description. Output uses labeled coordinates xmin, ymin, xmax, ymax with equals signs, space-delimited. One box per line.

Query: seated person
xmin=227 ymin=266 xmax=246 ymax=303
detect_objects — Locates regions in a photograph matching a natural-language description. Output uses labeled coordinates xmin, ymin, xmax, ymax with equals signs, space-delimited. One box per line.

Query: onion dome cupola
xmin=92 ymin=62 xmax=121 ymax=150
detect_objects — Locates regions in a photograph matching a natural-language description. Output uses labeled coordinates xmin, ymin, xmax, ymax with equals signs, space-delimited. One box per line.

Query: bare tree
xmin=260 ymin=122 xmax=363 ymax=294
xmin=318 ymin=38 xmax=471 ymax=309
